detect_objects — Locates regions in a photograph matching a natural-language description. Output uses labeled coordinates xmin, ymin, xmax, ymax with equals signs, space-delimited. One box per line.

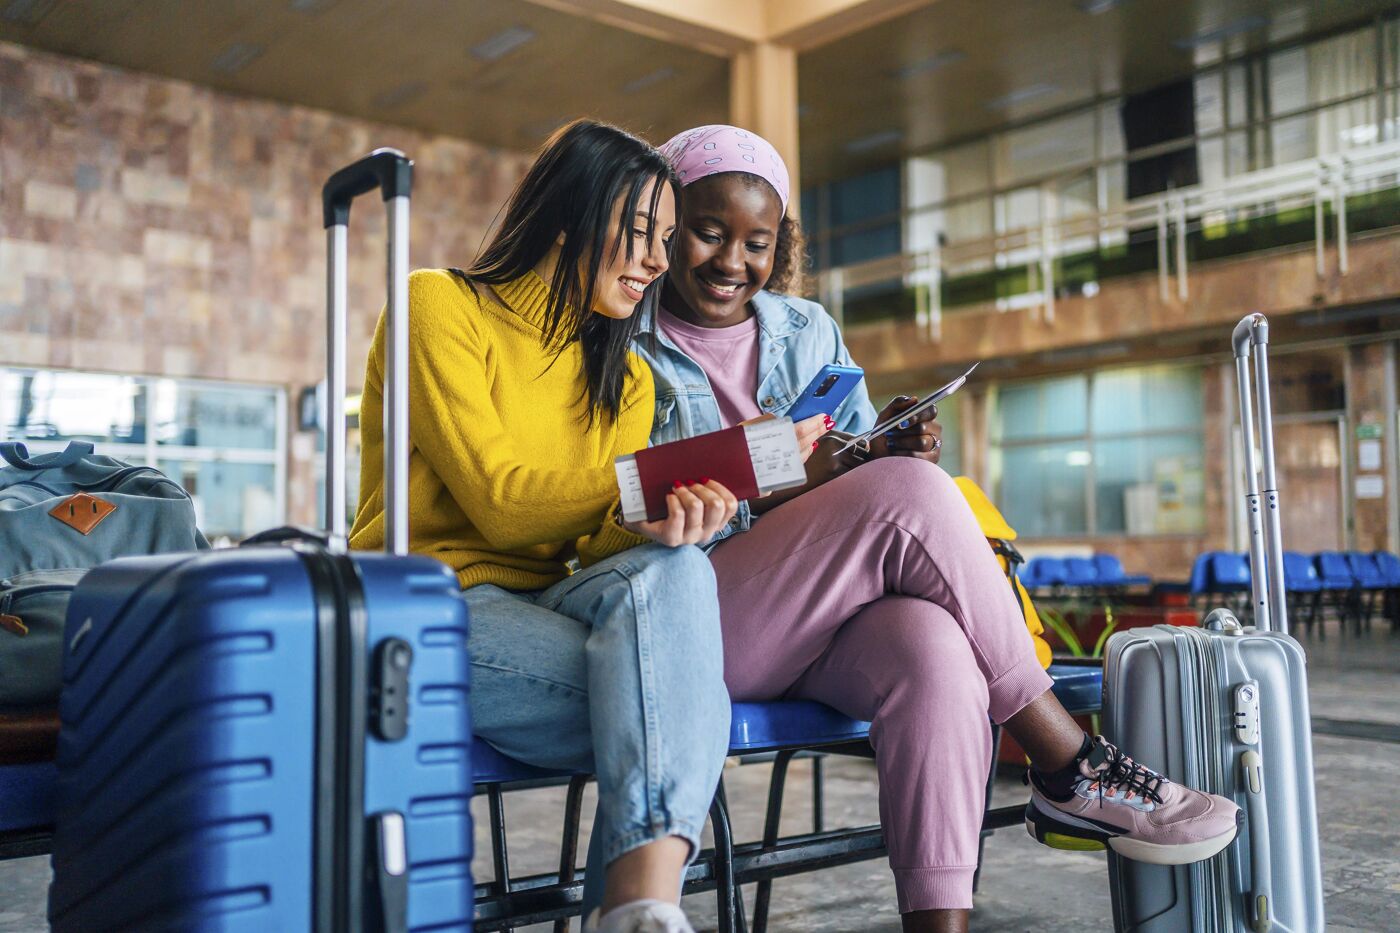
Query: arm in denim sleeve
xmin=822 ymin=310 xmax=878 ymax=434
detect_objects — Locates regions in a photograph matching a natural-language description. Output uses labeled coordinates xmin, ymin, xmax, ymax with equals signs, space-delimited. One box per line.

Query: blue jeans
xmin=464 ymin=543 xmax=731 ymax=911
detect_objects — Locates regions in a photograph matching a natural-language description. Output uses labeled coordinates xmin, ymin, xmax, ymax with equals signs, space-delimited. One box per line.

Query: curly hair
xmin=766 ymin=214 xmax=808 ymax=296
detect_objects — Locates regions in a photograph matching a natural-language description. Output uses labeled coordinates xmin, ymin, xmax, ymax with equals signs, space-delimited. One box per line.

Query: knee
xmin=882 ymin=611 xmax=989 ymax=710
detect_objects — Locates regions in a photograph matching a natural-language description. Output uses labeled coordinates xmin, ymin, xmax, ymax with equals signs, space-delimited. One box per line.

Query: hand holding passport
xmin=615 ymin=418 xmax=808 ymax=523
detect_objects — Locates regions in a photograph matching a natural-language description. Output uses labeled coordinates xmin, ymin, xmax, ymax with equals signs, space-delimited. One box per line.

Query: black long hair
xmin=461 ymin=119 xmax=678 ymax=423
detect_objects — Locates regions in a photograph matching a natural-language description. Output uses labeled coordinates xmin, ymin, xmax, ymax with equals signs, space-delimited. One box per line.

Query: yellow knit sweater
xmin=349 ymin=268 xmax=651 ymax=590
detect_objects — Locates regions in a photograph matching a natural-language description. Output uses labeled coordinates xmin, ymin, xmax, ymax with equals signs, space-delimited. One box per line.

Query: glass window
xmin=1093 ymin=434 xmax=1205 ymax=534
xmin=992 ymin=366 xmax=1204 ymax=537
xmin=1 ymin=366 xmax=285 ymax=544
xmin=0 ymin=370 xmax=145 ymax=443
xmin=159 ymin=459 xmax=279 ymax=544
xmin=1195 ymin=71 xmax=1225 ymax=134
xmin=152 ymin=380 xmax=279 ymax=449
xmin=996 ymin=376 xmax=1088 ymax=441
xmin=932 ymin=394 xmax=961 ymax=477
xmin=1091 ymin=366 xmax=1202 ymax=434
xmin=832 ymin=225 xmax=901 ymax=266
xmin=997 ymin=110 xmax=1096 ymax=186
xmin=830 ymin=166 xmax=900 ymax=226
xmin=998 ymin=442 xmax=1090 ymax=537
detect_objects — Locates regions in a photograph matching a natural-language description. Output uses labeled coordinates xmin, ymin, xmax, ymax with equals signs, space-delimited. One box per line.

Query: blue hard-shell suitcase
xmin=47 ymin=151 xmax=473 ymax=932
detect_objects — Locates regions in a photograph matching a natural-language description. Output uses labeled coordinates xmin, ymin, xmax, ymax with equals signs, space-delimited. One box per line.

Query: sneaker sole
xmin=1025 ymin=800 xmax=1240 ymax=865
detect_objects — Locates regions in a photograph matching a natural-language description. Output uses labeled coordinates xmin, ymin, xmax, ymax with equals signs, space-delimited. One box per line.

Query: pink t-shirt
xmin=658 ymin=307 xmax=763 ymax=428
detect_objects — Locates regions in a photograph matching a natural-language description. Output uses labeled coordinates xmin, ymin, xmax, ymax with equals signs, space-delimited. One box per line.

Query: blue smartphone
xmin=786 ymin=364 xmax=865 ymax=422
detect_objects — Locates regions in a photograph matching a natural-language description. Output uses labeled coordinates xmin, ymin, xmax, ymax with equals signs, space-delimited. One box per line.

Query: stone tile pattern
xmin=0 ymin=40 xmax=532 ymax=524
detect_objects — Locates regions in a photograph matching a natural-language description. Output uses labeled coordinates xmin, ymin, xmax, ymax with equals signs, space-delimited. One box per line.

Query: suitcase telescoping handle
xmin=322 ymin=149 xmax=413 ymax=556
xmin=1232 ymin=313 xmax=1288 ymax=633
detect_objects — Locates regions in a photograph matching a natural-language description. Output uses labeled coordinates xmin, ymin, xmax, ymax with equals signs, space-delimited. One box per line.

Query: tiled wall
xmin=0 ymin=40 xmax=532 ymax=523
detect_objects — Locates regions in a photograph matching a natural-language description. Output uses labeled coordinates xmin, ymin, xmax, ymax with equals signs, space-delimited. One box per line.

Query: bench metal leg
xmin=812 ymin=754 xmax=825 ymax=833
xmin=973 ymin=724 xmax=1004 ymax=893
xmin=487 ymin=784 xmax=516 ymax=933
xmin=710 ymin=778 xmax=748 ymax=933
xmin=553 ymin=775 xmax=590 ymax=933
xmin=752 ymin=750 xmax=796 ymax=933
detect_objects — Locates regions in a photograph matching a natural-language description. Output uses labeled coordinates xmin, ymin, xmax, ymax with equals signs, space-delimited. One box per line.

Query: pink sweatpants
xmin=709 ymin=457 xmax=1053 ymax=912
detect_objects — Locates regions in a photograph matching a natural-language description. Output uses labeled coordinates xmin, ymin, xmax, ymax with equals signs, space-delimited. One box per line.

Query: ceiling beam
xmin=524 ymin=0 xmax=763 ymax=55
xmin=529 ymin=0 xmax=939 ymax=55
xmin=764 ymin=0 xmax=937 ymax=50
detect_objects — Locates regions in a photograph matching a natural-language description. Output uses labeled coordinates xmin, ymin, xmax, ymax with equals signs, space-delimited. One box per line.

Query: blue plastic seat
xmin=1092 ymin=554 xmax=1151 ymax=587
xmin=1372 ymin=551 xmax=1400 ymax=587
xmin=1208 ymin=552 xmax=1251 ymax=592
xmin=1045 ymin=663 xmax=1103 ymax=715
xmin=471 ymin=738 xmax=579 ymax=785
xmin=0 ymin=761 xmax=56 ymax=834
xmin=1314 ymin=552 xmax=1355 ymax=590
xmin=1187 ymin=553 xmax=1214 ymax=596
xmin=1026 ymin=557 xmax=1068 ymax=588
xmin=1345 ymin=552 xmax=1386 ymax=590
xmin=729 ymin=702 xmax=870 ymax=753
xmin=1062 ymin=557 xmax=1099 ymax=587
xmin=1282 ymin=551 xmax=1322 ymax=593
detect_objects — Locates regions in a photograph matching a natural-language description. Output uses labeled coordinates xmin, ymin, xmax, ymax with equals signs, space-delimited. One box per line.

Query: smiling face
xmin=662 ymin=173 xmax=783 ymax=328
xmin=587 ymin=177 xmax=677 ymax=321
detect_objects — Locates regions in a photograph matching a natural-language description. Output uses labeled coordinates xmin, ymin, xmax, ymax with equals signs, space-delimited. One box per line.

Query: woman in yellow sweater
xmin=351 ymin=120 xmax=737 ymax=933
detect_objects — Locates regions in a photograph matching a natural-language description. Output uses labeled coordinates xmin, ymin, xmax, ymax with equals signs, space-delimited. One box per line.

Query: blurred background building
xmin=1 ymin=0 xmax=1397 ymax=580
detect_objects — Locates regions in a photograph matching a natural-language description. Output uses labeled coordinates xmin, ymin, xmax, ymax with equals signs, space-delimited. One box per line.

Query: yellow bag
xmin=953 ymin=477 xmax=1053 ymax=669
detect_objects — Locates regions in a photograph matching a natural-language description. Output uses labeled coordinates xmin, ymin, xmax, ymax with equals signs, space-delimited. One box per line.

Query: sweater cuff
xmin=578 ymin=499 xmax=649 ymax=566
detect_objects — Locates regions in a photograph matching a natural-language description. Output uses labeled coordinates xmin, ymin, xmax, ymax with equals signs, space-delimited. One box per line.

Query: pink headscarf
xmin=659 ymin=125 xmax=791 ymax=216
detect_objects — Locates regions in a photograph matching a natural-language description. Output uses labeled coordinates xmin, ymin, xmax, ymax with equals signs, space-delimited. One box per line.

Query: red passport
xmin=615 ymin=420 xmax=807 ymax=523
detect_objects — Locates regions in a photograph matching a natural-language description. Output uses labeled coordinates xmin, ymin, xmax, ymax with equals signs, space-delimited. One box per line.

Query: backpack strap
xmin=0 ymin=441 xmax=96 ymax=471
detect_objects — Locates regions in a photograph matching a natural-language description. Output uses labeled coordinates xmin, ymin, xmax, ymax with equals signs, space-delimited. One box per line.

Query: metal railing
xmin=815 ymin=139 xmax=1400 ymax=339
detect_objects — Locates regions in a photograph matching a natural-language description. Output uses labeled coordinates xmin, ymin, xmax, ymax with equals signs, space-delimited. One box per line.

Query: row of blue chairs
xmin=1187 ymin=550 xmax=1400 ymax=594
xmin=1022 ymin=553 xmax=1151 ymax=590
xmin=1187 ymin=550 xmax=1400 ymax=633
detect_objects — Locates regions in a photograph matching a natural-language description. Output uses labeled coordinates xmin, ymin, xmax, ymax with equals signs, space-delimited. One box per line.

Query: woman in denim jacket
xmin=632 ymin=125 xmax=1241 ymax=933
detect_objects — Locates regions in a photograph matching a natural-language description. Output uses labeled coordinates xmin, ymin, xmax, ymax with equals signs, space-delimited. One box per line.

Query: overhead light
xmin=1074 ymin=0 xmax=1127 ymax=13
xmin=845 ymin=129 xmax=903 ymax=154
xmin=1173 ymin=15 xmax=1267 ymax=50
xmin=288 ymin=0 xmax=334 ymax=11
xmin=211 ymin=42 xmax=265 ymax=74
xmin=374 ymin=81 xmax=427 ymax=109
xmin=471 ymin=26 xmax=536 ymax=61
xmin=1 ymin=0 xmax=56 ymax=26
xmin=893 ymin=48 xmax=966 ymax=80
xmin=984 ymin=83 xmax=1060 ymax=110
xmin=621 ymin=67 xmax=676 ymax=95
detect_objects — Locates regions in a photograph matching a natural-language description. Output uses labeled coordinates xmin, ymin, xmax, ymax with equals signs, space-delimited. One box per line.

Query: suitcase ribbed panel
xmin=48 ymin=548 xmax=473 ymax=932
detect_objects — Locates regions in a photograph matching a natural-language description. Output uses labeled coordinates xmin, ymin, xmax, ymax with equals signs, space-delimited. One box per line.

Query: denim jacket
xmin=631 ymin=287 xmax=878 ymax=544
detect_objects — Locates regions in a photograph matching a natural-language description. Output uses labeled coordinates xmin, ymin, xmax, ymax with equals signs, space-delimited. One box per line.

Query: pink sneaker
xmin=1025 ymin=736 xmax=1241 ymax=864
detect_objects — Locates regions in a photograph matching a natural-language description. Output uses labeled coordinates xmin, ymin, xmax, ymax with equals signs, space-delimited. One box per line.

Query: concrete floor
xmin=3 ymin=622 xmax=1397 ymax=932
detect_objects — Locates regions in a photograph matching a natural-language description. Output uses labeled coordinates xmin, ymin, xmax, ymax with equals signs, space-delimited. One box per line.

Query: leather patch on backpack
xmin=49 ymin=492 xmax=118 ymax=535
xmin=0 ymin=614 xmax=27 ymax=636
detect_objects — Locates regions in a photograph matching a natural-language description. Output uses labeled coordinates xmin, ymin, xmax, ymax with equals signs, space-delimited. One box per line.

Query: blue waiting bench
xmin=1 ymin=664 xmax=1103 ymax=933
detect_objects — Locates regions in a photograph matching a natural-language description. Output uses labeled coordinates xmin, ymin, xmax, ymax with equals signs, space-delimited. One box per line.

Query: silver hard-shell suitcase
xmin=1103 ymin=314 xmax=1324 ymax=932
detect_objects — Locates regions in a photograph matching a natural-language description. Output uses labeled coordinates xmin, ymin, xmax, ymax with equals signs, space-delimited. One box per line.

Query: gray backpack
xmin=0 ymin=441 xmax=208 ymax=710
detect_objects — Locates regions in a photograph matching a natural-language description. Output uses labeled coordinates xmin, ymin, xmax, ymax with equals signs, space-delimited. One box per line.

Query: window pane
xmin=997 ymin=442 xmax=1089 ymax=536
xmin=1093 ymin=434 xmax=1205 ymax=534
xmin=996 ymin=376 xmax=1087 ymax=441
xmin=0 ymin=370 xmax=146 ymax=443
xmin=1091 ymin=367 xmax=1202 ymax=435
xmin=932 ymin=394 xmax=961 ymax=477
xmin=830 ymin=166 xmax=900 ymax=226
xmin=996 ymin=110 xmax=1096 ymax=186
xmin=159 ymin=459 xmax=278 ymax=543
xmin=152 ymin=381 xmax=279 ymax=449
